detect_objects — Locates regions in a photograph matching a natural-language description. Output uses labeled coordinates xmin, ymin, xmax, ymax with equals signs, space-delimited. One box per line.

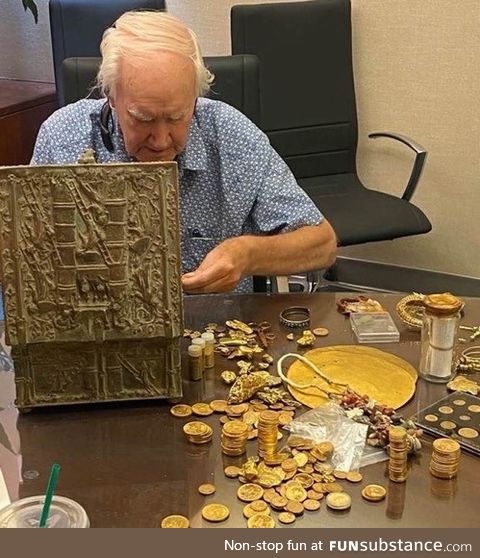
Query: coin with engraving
xmin=201 ymin=503 xmax=230 ymax=522
xmin=285 ymin=500 xmax=304 ymax=515
xmin=303 ymin=499 xmax=321 ymax=511
xmin=237 ymin=483 xmax=264 ymax=502
xmin=439 ymin=421 xmax=456 ymax=430
xmin=243 ymin=501 xmax=270 ymax=519
xmin=183 ymin=421 xmax=210 ymax=436
xmin=209 ymin=399 xmax=228 ymax=413
xmin=459 ymin=415 xmax=471 ymax=421
xmin=270 ymin=495 xmax=288 ymax=510
xmin=333 ymin=470 xmax=348 ymax=479
xmin=326 ymin=492 xmax=352 ymax=511
xmin=468 ymin=405 xmax=480 ymax=413
xmin=453 ymin=399 xmax=466 ymax=406
xmin=425 ymin=414 xmax=438 ymax=423
xmin=192 ymin=403 xmax=214 ymax=416
xmin=361 ymin=484 xmax=387 ymax=502
xmin=161 ymin=514 xmax=190 ymax=528
xmin=433 ymin=439 xmax=461 ymax=453
xmin=198 ymin=483 xmax=216 ymax=495
xmin=458 ymin=427 xmax=478 ymax=439
xmin=438 ymin=406 xmax=454 ymax=415
xmin=224 ymin=466 xmax=242 ymax=478
xmin=285 ymin=483 xmax=307 ymax=502
xmin=313 ymin=327 xmax=329 ymax=337
xmin=247 ymin=514 xmax=276 ymax=528
xmin=170 ymin=404 xmax=192 ymax=418
xmin=346 ymin=471 xmax=363 ymax=483
xmin=278 ymin=511 xmax=296 ymax=524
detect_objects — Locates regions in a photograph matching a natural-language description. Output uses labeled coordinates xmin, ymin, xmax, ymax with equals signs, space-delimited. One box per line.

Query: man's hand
xmin=181 ymin=238 xmax=250 ymax=294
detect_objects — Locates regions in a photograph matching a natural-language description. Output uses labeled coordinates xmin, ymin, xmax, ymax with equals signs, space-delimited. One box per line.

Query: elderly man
xmin=31 ymin=11 xmax=336 ymax=294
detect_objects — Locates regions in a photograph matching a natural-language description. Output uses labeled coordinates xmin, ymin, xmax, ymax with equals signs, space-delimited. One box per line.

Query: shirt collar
xmin=177 ymin=112 xmax=208 ymax=172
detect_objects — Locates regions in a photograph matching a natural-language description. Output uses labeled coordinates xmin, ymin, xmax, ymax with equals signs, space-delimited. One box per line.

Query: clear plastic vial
xmin=201 ymin=331 xmax=215 ymax=369
xmin=191 ymin=337 xmax=206 ymax=373
xmin=188 ymin=344 xmax=203 ymax=381
xmin=419 ymin=293 xmax=463 ymax=383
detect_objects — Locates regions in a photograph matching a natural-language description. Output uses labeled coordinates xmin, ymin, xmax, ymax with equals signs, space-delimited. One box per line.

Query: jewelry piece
xmin=455 ymin=346 xmax=480 ymax=373
xmin=459 ymin=325 xmax=480 ymax=341
xmin=279 ymin=307 xmax=310 ymax=329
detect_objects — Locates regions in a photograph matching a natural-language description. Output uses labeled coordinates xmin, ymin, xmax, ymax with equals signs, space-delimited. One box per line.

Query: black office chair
xmin=49 ymin=0 xmax=166 ymax=107
xmin=231 ymin=0 xmax=432 ymax=248
xmin=62 ymin=55 xmax=260 ymax=126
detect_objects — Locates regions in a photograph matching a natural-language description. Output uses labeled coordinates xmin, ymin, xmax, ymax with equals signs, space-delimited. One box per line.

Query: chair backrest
xmin=62 ymin=55 xmax=261 ymax=125
xmin=49 ymin=0 xmax=166 ymax=106
xmin=231 ymin=0 xmax=358 ymax=179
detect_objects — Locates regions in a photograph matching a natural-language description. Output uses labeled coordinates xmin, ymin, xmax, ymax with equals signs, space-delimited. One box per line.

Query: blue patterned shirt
xmin=31 ymin=97 xmax=323 ymax=292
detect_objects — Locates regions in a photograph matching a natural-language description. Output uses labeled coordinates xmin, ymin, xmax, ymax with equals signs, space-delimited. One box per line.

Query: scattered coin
xmin=453 ymin=399 xmax=466 ymax=406
xmin=201 ymin=503 xmax=230 ymax=522
xmin=243 ymin=501 xmax=270 ymax=519
xmin=459 ymin=415 xmax=471 ymax=421
xmin=278 ymin=511 xmax=296 ymax=524
xmin=333 ymin=470 xmax=348 ymax=480
xmin=307 ymin=490 xmax=324 ymax=501
xmin=237 ymin=483 xmax=264 ymax=502
xmin=326 ymin=492 xmax=352 ymax=511
xmin=468 ymin=405 xmax=480 ymax=413
xmin=198 ymin=483 xmax=216 ymax=495
xmin=209 ymin=400 xmax=228 ymax=413
xmin=361 ymin=484 xmax=387 ymax=502
xmin=247 ymin=514 xmax=276 ymax=528
xmin=192 ymin=403 xmax=214 ymax=417
xmin=285 ymin=483 xmax=307 ymax=502
xmin=424 ymin=414 xmax=438 ymax=422
xmin=285 ymin=500 xmax=304 ymax=515
xmin=458 ymin=427 xmax=478 ymax=439
xmin=303 ymin=499 xmax=321 ymax=511
xmin=170 ymin=404 xmax=192 ymax=418
xmin=438 ymin=406 xmax=454 ymax=415
xmin=224 ymin=466 xmax=242 ymax=478
xmin=161 ymin=514 xmax=190 ymax=528
xmin=439 ymin=421 xmax=456 ymax=430
xmin=313 ymin=327 xmax=329 ymax=337
xmin=270 ymin=495 xmax=288 ymax=510
xmin=346 ymin=471 xmax=363 ymax=483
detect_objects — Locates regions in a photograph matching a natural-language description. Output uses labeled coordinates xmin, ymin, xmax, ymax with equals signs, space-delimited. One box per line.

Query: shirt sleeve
xmin=30 ymin=121 xmax=54 ymax=165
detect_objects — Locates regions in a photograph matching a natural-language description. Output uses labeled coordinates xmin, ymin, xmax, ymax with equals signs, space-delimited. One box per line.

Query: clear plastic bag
xmin=284 ymin=402 xmax=369 ymax=472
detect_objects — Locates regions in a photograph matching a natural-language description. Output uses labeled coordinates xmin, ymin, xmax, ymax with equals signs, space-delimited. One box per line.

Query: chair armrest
xmin=368 ymin=132 xmax=428 ymax=201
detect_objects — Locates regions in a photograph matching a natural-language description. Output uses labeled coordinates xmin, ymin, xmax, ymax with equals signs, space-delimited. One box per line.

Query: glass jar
xmin=419 ymin=293 xmax=463 ymax=383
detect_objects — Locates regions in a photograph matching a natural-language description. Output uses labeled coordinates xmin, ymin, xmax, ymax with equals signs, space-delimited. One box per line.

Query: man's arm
xmin=181 ymin=220 xmax=337 ymax=293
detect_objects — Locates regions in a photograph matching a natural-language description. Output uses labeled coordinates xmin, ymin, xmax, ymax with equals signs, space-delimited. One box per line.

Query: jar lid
xmin=424 ymin=293 xmax=463 ymax=315
xmin=201 ymin=332 xmax=215 ymax=342
xmin=188 ymin=344 xmax=203 ymax=356
xmin=191 ymin=338 xmax=206 ymax=348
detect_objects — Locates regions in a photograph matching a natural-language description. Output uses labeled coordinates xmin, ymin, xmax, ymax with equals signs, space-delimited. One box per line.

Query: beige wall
xmin=1 ymin=0 xmax=478 ymax=277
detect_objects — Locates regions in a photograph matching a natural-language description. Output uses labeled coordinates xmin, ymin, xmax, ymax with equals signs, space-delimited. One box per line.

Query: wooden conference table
xmin=0 ymin=292 xmax=478 ymax=527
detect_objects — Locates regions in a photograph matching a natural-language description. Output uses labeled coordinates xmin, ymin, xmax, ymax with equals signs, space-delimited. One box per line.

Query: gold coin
xmin=346 ymin=471 xmax=363 ymax=483
xmin=247 ymin=514 xmax=276 ymax=528
xmin=459 ymin=415 xmax=471 ymax=421
xmin=270 ymin=495 xmax=288 ymax=510
xmin=161 ymin=514 xmax=190 ymax=528
xmin=192 ymin=403 xmax=214 ymax=417
xmin=293 ymin=452 xmax=309 ymax=468
xmin=223 ymin=420 xmax=248 ymax=435
xmin=237 ymin=483 xmax=264 ymax=502
xmin=307 ymin=489 xmax=324 ymax=501
xmin=313 ymin=327 xmax=329 ymax=337
xmin=458 ymin=427 xmax=478 ymax=439
xmin=227 ymin=403 xmax=250 ymax=415
xmin=453 ymin=399 xmax=466 ymax=406
xmin=243 ymin=501 xmax=270 ymax=519
xmin=333 ymin=470 xmax=348 ymax=480
xmin=170 ymin=404 xmax=192 ymax=417
xmin=209 ymin=399 xmax=228 ymax=413
xmin=262 ymin=488 xmax=277 ymax=503
xmin=438 ymin=406 xmax=454 ymax=415
xmin=278 ymin=511 xmax=296 ymax=524
xmin=183 ymin=421 xmax=210 ymax=436
xmin=326 ymin=492 xmax=352 ymax=510
xmin=281 ymin=458 xmax=298 ymax=473
xmin=324 ymin=482 xmax=344 ymax=493
xmin=468 ymin=405 xmax=480 ymax=413
xmin=224 ymin=466 xmax=242 ymax=478
xmin=285 ymin=500 xmax=304 ymax=515
xmin=285 ymin=483 xmax=307 ymax=502
xmin=425 ymin=414 xmax=438 ymax=422
xmin=439 ymin=420 xmax=456 ymax=430
xmin=201 ymin=503 xmax=230 ymax=522
xmin=433 ymin=438 xmax=461 ymax=453
xmin=361 ymin=484 xmax=387 ymax=502
xmin=198 ymin=483 xmax=216 ymax=495
xmin=303 ymin=499 xmax=321 ymax=511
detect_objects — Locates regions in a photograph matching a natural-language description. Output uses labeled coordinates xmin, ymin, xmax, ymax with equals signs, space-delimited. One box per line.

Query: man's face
xmin=111 ymin=52 xmax=197 ymax=162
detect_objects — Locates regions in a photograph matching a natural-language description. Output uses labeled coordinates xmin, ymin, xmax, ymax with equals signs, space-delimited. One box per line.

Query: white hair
xmin=97 ymin=11 xmax=213 ymax=98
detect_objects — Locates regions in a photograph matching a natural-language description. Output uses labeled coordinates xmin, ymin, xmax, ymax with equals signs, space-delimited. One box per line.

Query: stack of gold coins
xmin=183 ymin=421 xmax=213 ymax=444
xmin=430 ymin=438 xmax=461 ymax=479
xmin=221 ymin=420 xmax=249 ymax=456
xmin=257 ymin=410 xmax=279 ymax=458
xmin=388 ymin=426 xmax=408 ymax=483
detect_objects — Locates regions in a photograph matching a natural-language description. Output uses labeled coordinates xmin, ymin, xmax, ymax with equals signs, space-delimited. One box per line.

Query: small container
xmin=419 ymin=293 xmax=463 ymax=383
xmin=0 ymin=495 xmax=89 ymax=528
xmin=188 ymin=343 xmax=203 ymax=381
xmin=201 ymin=332 xmax=215 ymax=369
xmin=191 ymin=337 xmax=206 ymax=372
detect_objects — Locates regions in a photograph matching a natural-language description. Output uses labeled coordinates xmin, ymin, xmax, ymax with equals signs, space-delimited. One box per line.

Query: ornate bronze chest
xmin=0 ymin=161 xmax=183 ymax=408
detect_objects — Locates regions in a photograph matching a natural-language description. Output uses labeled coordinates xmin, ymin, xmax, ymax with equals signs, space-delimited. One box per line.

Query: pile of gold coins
xmin=221 ymin=420 xmax=249 ymax=456
xmin=430 ymin=438 xmax=461 ymax=479
xmin=388 ymin=426 xmax=408 ymax=483
xmin=182 ymin=421 xmax=213 ymax=445
xmin=257 ymin=410 xmax=280 ymax=458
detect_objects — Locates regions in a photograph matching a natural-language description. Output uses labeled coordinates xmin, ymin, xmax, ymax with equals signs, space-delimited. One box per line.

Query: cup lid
xmin=0 ymin=495 xmax=89 ymax=528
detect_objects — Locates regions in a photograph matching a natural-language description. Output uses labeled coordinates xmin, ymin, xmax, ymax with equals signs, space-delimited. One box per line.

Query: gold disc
xmin=361 ymin=484 xmax=387 ymax=502
xmin=198 ymin=483 xmax=216 ymax=495
xmin=247 ymin=514 xmax=276 ymax=528
xmin=170 ymin=404 xmax=192 ymax=418
xmin=161 ymin=514 xmax=190 ymax=528
xmin=201 ymin=503 xmax=230 ymax=522
xmin=286 ymin=346 xmax=417 ymax=409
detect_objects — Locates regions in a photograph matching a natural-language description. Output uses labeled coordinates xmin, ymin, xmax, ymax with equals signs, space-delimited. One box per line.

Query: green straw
xmin=39 ymin=463 xmax=61 ymax=528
